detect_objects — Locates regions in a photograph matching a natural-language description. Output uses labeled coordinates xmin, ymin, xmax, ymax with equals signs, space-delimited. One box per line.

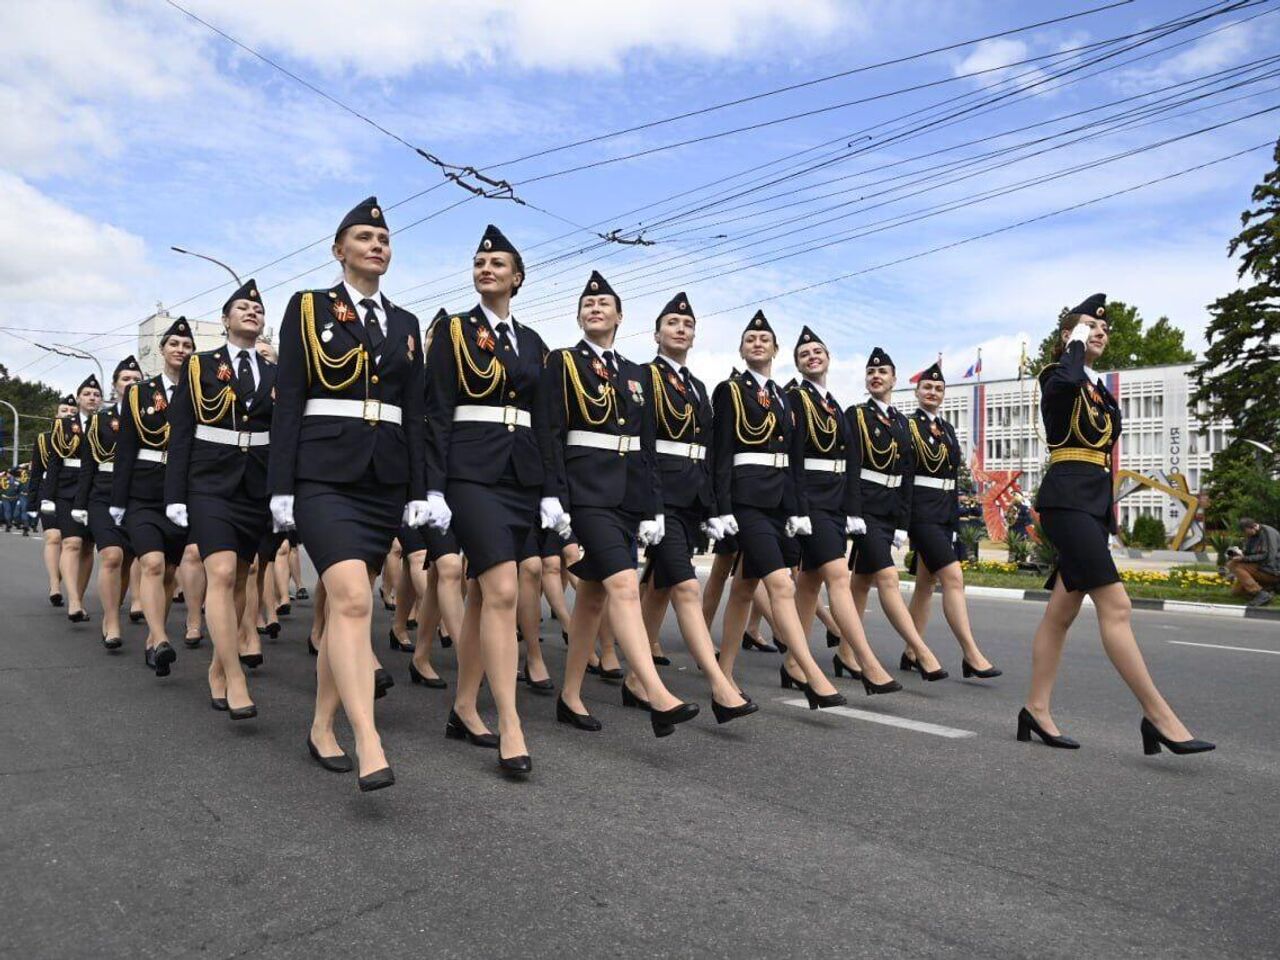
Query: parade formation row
xmin=24 ymin=197 xmax=1214 ymax=791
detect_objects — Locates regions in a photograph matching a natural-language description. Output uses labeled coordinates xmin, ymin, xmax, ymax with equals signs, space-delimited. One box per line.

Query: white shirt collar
xmin=745 ymin=367 xmax=771 ymax=389
xmin=479 ymin=302 xmax=512 ymax=331
xmin=583 ymin=338 xmax=613 ymax=360
xmin=344 ymin=282 xmax=385 ymax=320
xmin=802 ymin=376 xmax=830 ymax=398
xmin=657 ymin=352 xmax=685 ymax=374
xmin=917 ymin=407 xmax=938 ymax=421
xmin=162 ymin=373 xmax=179 ymax=392
xmin=1083 ymin=364 xmax=1100 ymax=384
xmin=871 ymin=396 xmax=891 ymax=415
xmin=228 ymin=341 xmax=261 ymax=387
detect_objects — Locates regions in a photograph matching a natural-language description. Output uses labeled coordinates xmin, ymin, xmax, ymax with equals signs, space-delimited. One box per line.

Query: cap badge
xmin=482 ymin=238 xmax=493 ymax=250
xmin=590 ymin=281 xmax=599 ymax=291
xmin=370 ymin=207 xmax=380 ymax=218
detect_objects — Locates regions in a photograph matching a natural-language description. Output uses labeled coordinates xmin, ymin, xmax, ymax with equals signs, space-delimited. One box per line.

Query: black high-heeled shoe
xmin=561 ymin=630 xmax=569 ymax=645
xmin=144 ymin=646 xmax=156 ymax=670
xmin=409 ymin=661 xmax=448 ymax=689
xmin=276 ymin=602 xmax=291 ymax=617
xmin=826 ymin=629 xmax=841 ymax=649
xmin=910 ymin=658 xmax=949 ymax=681
xmin=229 ymin=703 xmax=258 ymax=721
xmin=711 ymin=698 xmax=759 ymax=724
xmin=307 ymin=737 xmax=353 ymax=773
xmin=652 ymin=654 xmax=671 ymax=666
xmin=388 ymin=629 xmax=415 ymax=653
xmin=438 ymin=629 xmax=453 ymax=648
xmin=621 ymin=684 xmax=650 ymax=710
xmin=962 ymin=660 xmax=1003 ymax=679
xmin=373 ymin=668 xmax=394 ymax=699
xmin=497 ymin=740 xmax=532 ymax=777
xmin=379 ymin=589 xmax=395 ymax=611
xmin=295 ymin=587 xmax=310 ymax=601
xmin=210 ymin=697 xmax=229 ymax=711
xmin=184 ymin=632 xmax=202 ymax=649
xmin=832 ymin=654 xmax=862 ymax=680
xmin=1140 ymin=717 xmax=1215 ymax=756
xmin=803 ymin=686 xmax=847 ymax=710
xmin=742 ymin=631 xmax=778 ymax=653
xmin=174 ymin=591 xmax=185 ymax=605
xmin=256 ymin=625 xmax=270 ymax=636
xmin=649 ymin=701 xmax=699 ymax=738
xmin=358 ymin=766 xmax=395 ymax=792
xmin=406 ymin=618 xmax=417 ymax=631
xmin=152 ymin=641 xmax=176 ymax=678
xmin=899 ymin=651 xmax=916 ymax=672
xmin=307 ymin=637 xmax=319 ymax=656
xmin=522 ymin=664 xmax=554 ymax=694
xmin=586 ymin=662 xmax=602 ymax=676
xmin=556 ymin=696 xmax=602 ymax=731
xmin=597 ymin=666 xmax=624 ymax=684
xmin=102 ymin=631 xmax=122 ymax=651
xmin=779 ymin=664 xmax=807 ymax=690
xmin=1016 ymin=707 xmax=1079 ymax=749
xmin=67 ymin=610 xmax=89 ymax=623
xmin=49 ymin=592 xmax=64 ymax=608
xmin=860 ymin=675 xmax=902 ymax=696
xmin=128 ymin=610 xmax=144 ymax=623
xmin=444 ymin=709 xmax=499 ymax=748
xmin=239 ymin=652 xmax=264 ymax=669
xmin=265 ymin=622 xmax=280 ymax=640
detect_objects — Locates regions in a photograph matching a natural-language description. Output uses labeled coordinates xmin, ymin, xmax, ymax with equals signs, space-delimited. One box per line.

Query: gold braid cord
xmin=128 ymin=385 xmax=170 ymax=448
xmin=50 ymin=419 xmax=80 ymax=458
xmin=36 ymin=433 xmax=49 ymax=469
xmin=563 ymin=350 xmax=615 ymax=426
xmin=85 ymin=413 xmax=114 ymax=464
xmin=451 ymin=315 xmax=504 ymax=400
xmin=729 ymin=380 xmax=775 ymax=445
xmin=650 ymin=366 xmax=693 ymax=440
xmin=856 ymin=407 xmax=898 ymax=470
xmin=302 ymin=292 xmax=365 ymax=391
xmin=798 ymin=390 xmax=838 ymax=453
xmin=908 ymin=419 xmax=949 ymax=473
xmin=1046 ymin=388 xmax=1113 ymax=452
xmin=188 ymin=355 xmax=236 ymax=426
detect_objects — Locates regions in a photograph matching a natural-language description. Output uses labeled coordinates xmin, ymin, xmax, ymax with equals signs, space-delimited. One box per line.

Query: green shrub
xmin=1130 ymin=515 xmax=1169 ymax=550
xmin=1006 ymin=529 xmax=1031 ymax=564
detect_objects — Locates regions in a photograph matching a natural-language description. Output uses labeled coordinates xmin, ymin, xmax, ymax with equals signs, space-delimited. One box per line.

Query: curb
xmin=952 ymin=583 xmax=1280 ymax=620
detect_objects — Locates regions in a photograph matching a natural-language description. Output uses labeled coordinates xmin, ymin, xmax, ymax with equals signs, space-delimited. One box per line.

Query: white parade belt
xmin=304 ymin=398 xmax=402 ymax=425
xmin=196 ymin=425 xmax=270 ymax=449
xmin=137 ymin=449 xmax=167 ymax=464
xmin=733 ymin=452 xmax=789 ymax=469
xmin=860 ymin=468 xmax=902 ymax=488
xmin=914 ymin=476 xmax=955 ymax=491
xmin=655 ymin=439 xmax=706 ymax=461
xmin=61 ymin=458 xmax=82 ymax=468
xmin=454 ymin=405 xmax=531 ymax=429
xmin=97 ymin=462 xmax=114 ymax=473
xmin=803 ymin=457 xmax=845 ymax=474
xmin=567 ymin=429 xmax=637 ymax=454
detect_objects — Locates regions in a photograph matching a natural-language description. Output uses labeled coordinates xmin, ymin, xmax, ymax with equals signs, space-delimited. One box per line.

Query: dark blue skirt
xmin=296 ymin=472 xmax=405 ymax=576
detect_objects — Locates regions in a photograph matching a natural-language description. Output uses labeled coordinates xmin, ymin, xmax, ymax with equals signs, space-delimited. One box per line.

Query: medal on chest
xmin=475 ymin=325 xmax=496 ymax=353
xmin=591 ymin=357 xmax=609 ymax=381
xmin=627 ymin=379 xmax=643 ymax=405
xmin=756 ymin=387 xmax=771 ymax=409
xmin=332 ymin=301 xmax=355 ymax=324
xmin=668 ymin=371 xmax=685 ymax=396
xmin=152 ymin=389 xmax=167 ymax=413
xmin=216 ymin=362 xmax=232 ymax=382
xmin=320 ymin=321 xmax=334 ymax=343
xmin=110 ymin=417 xmax=120 ymax=432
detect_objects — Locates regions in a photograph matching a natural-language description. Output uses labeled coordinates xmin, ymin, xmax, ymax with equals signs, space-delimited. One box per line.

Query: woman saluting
xmin=1021 ymin=295 xmax=1212 ymax=756
xmin=269 ymin=198 xmax=428 ymax=792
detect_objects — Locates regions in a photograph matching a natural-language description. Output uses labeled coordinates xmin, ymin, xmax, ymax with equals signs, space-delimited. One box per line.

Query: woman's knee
xmin=874 ymin=567 xmax=901 ymax=590
xmin=670 ymin=580 xmax=700 ymax=605
xmin=139 ymin=554 xmax=165 ymax=578
xmin=764 ymin=572 xmax=795 ymax=603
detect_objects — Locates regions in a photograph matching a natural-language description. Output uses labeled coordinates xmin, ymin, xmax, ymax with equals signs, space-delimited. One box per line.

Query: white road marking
xmin=1169 ymin=640 xmax=1280 ymax=656
xmin=778 ymin=698 xmax=977 ymax=738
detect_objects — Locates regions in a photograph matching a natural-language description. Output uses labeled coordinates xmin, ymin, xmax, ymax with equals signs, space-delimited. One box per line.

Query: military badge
xmin=877 ymin=414 xmax=890 ymax=427
xmin=1086 ymin=383 xmax=1101 ymax=405
xmin=407 ymin=335 xmax=416 ymax=359
xmin=756 ymin=387 xmax=770 ymax=409
xmin=668 ymin=372 xmax=685 ymax=395
xmin=930 ymin=421 xmax=942 ymax=438
xmin=110 ymin=418 xmax=120 ymax=432
xmin=71 ymin=422 xmax=81 ymax=434
xmin=476 ymin=326 xmax=496 ymax=352
xmin=333 ymin=301 xmax=355 ymax=323
xmin=628 ymin=379 xmax=643 ymax=404
xmin=822 ymin=398 xmax=835 ymax=415
xmin=216 ymin=362 xmax=233 ymax=382
xmin=591 ymin=357 xmax=609 ymax=381
xmin=153 ymin=390 xmax=167 ymax=412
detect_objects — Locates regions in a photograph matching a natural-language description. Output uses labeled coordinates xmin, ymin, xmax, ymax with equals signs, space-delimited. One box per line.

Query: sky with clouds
xmin=2 ymin=0 xmax=1277 ymax=398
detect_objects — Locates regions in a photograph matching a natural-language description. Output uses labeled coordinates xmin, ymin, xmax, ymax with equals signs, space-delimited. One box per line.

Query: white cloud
xmin=954 ymin=37 xmax=1049 ymax=91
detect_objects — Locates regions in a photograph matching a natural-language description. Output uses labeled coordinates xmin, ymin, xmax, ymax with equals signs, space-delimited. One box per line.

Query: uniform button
xmin=777 ymin=436 xmax=784 ymax=442
xmin=509 ymin=391 xmax=516 ymax=399
xmin=694 ymin=427 xmax=700 ymax=434
xmin=618 ymin=418 xmax=626 ymax=425
xmin=507 ymin=425 xmax=515 ymax=433
xmin=371 ymin=375 xmax=380 ymax=384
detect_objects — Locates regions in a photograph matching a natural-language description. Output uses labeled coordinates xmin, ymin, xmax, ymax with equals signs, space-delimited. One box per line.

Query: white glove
xmin=70 ymin=508 xmax=89 ymax=525
xmin=40 ymin=499 xmax=55 ymax=515
xmin=166 ymin=503 xmax=189 ymax=528
xmin=703 ymin=516 xmax=726 ymax=542
xmin=27 ymin=511 xmax=37 ymax=521
xmin=403 ymin=499 xmax=429 ymax=529
xmin=638 ymin=514 xmax=665 ymax=547
xmin=270 ymin=495 xmax=295 ymax=531
xmin=893 ymin=528 xmax=908 ymax=549
xmin=717 ymin=513 xmax=739 ymax=536
xmin=109 ymin=506 xmax=126 ymax=525
xmin=785 ymin=516 xmax=812 ymax=538
xmin=846 ymin=516 xmax=867 ymax=536
xmin=540 ymin=497 xmax=572 ymax=537
xmin=1068 ymin=321 xmax=1092 ymax=346
xmin=424 ymin=491 xmax=452 ymax=531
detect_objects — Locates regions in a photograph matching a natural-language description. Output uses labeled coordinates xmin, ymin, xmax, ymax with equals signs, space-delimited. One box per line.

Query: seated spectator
xmin=1226 ymin=517 xmax=1279 ymax=607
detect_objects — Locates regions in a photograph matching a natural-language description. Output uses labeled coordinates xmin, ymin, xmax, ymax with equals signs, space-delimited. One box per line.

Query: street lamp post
xmin=170 ymin=246 xmax=242 ymax=285
xmin=31 ymin=343 xmax=105 ymax=394
xmin=0 ymin=400 xmax=18 ymax=467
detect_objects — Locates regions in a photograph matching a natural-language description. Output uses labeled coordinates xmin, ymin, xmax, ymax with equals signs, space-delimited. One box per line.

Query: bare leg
xmin=138 ymin=552 xmax=170 ymax=650
xmin=598 ymin=603 xmax=621 ymax=673
xmin=919 ymin=562 xmax=995 ymax=669
xmin=870 ymin=566 xmax=943 ymax=673
xmin=273 ymin=538 xmax=291 ymax=610
xmin=561 ymin=579 xmax=607 ymax=713
xmin=308 ymin=580 xmax=328 ymax=652
xmin=635 ymin=579 xmax=747 ymax=707
xmin=716 ymin=571 xmax=756 ymax=684
xmin=97 ymin=546 xmax=126 ymax=640
xmin=451 ymin=577 xmax=492 ymax=736
xmin=179 ymin=542 xmax=205 ymax=642
xmin=541 ymin=554 xmax=573 ymax=629
xmin=701 ymin=551 xmax=734 ymax=631
xmin=796 ymin=563 xmax=893 ymax=685
xmin=288 ymin=544 xmax=303 ymax=595
xmin=59 ymin=535 xmax=86 ymax=615
xmin=43 ymin=527 xmax=63 ymax=597
xmin=760 ymin=568 xmax=839 ymax=696
xmin=205 ymin=552 xmax=253 ymax=711
xmin=127 ymin=558 xmax=141 ymax=618
xmin=518 ymin=557 xmax=550 ymax=684
xmin=76 ymin=540 xmax=93 ymax=605
xmin=475 ymin=562 xmax=527 ymax=759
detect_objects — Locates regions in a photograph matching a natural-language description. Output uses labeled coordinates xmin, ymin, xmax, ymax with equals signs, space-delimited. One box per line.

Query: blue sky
xmin=2 ymin=0 xmax=1277 ymax=399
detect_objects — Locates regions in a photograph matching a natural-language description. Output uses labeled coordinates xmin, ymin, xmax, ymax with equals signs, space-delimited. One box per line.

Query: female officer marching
xmin=72 ymin=356 xmax=143 ymax=649
xmin=847 ymin=348 xmax=947 ymax=682
xmin=112 ymin=318 xmax=196 ymax=678
xmin=423 ymin=224 xmax=545 ymax=776
xmin=785 ymin=326 xmax=899 ymax=695
xmin=28 ymin=395 xmax=75 ymax=606
xmin=1021 ymin=294 xmax=1212 ymax=756
xmin=165 ymin=279 xmax=276 ymax=721
xmin=269 ymin=197 xmax=428 ymax=791
xmin=545 ymin=271 xmax=700 ymax=737
xmin=903 ymin=362 xmax=1000 ymax=679
xmin=711 ymin=311 xmax=845 ymax=709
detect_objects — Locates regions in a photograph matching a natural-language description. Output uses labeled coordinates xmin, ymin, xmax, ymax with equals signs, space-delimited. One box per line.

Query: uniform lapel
xmin=328 ymin=284 xmax=372 ymax=353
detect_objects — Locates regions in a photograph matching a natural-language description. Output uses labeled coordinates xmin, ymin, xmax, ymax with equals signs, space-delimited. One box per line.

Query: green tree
xmin=1201 ymin=441 xmax=1280 ymax=528
xmin=1033 ymin=300 xmax=1196 ymax=372
xmin=0 ymin=363 xmax=64 ymax=465
xmin=1190 ymin=139 xmax=1280 ymax=449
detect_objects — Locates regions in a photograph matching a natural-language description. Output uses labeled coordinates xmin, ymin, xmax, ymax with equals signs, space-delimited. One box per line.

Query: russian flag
xmin=963 ymin=354 xmax=982 ymax=379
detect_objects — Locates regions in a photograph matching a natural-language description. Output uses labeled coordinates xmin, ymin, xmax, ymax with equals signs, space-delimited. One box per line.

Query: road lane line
xmin=1168 ymin=641 xmax=1280 ymax=656
xmin=778 ymin=698 xmax=977 ymax=738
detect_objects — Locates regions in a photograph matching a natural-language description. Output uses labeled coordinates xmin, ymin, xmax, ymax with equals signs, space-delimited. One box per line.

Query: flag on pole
xmin=909 ymin=368 xmax=924 ymax=384
xmin=963 ymin=350 xmax=983 ymax=379
xmin=1017 ymin=342 xmax=1030 ymax=380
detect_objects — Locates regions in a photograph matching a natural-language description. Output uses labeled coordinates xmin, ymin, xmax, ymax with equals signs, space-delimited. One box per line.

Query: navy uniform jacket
xmin=711 ymin=370 xmax=805 ymax=515
xmin=166 ymin=345 xmax=276 ymax=505
xmin=907 ymin=409 xmax=961 ymax=528
xmin=113 ymin=376 xmax=175 ymax=506
xmin=268 ymin=284 xmax=425 ymax=499
xmin=786 ymin=379 xmax=862 ymax=517
xmin=543 ymin=340 xmax=661 ymax=516
xmin=424 ymin=305 xmax=554 ymax=493
xmin=74 ymin=404 xmax=123 ymax=510
xmin=28 ymin=431 xmax=53 ymax=501
xmin=646 ymin=357 xmax=714 ymax=515
xmin=40 ymin=415 xmax=88 ymax=503
xmin=848 ymin=398 xmax=914 ymax=530
xmin=1034 ymin=340 xmax=1122 ymax=528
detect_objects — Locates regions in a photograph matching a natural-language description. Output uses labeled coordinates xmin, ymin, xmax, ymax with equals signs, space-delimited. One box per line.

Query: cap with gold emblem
xmin=335 ymin=196 xmax=387 ymax=241
xmin=113 ymin=355 xmax=141 ymax=378
xmin=221 ymin=278 xmax=263 ymax=316
xmin=1066 ymin=293 xmax=1107 ymax=320
xmin=866 ymin=346 xmax=894 ymax=370
xmin=60 ymin=394 xmax=75 ymax=406
xmin=160 ymin=316 xmax=194 ymax=346
xmin=76 ymin=374 xmax=102 ymax=395
xmin=793 ymin=324 xmax=825 ymax=357
xmin=918 ymin=361 xmax=944 ymax=383
xmin=477 ymin=224 xmax=518 ymax=257
xmin=742 ymin=309 xmax=775 ymax=339
xmin=657 ymin=291 xmax=694 ymax=321
xmin=579 ymin=270 xmax=621 ymax=311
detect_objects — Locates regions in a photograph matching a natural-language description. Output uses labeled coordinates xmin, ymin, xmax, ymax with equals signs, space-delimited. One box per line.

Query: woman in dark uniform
xmin=545 ymin=271 xmax=700 ymax=736
xmin=72 ymin=357 xmax=143 ymax=648
xmin=711 ymin=311 xmax=845 ymax=709
xmin=847 ymin=348 xmax=948 ymax=682
xmin=165 ymin=280 xmax=275 ymax=720
xmin=40 ymin=375 xmax=102 ymax=621
xmin=112 ymin=318 xmax=196 ymax=677
xmin=785 ymin=327 xmax=899 ymax=695
xmin=1022 ymin=295 xmax=1212 ymax=755
xmin=424 ymin=225 xmax=550 ymax=775
xmin=30 ymin=396 xmax=75 ymax=605
xmin=904 ymin=362 xmax=1000 ymax=679
xmin=269 ymin=197 xmax=427 ymax=791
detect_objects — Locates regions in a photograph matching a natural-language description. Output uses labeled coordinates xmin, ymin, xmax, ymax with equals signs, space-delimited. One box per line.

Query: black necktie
xmin=495 ymin=321 xmax=515 ymax=356
xmin=236 ymin=350 xmax=254 ymax=406
xmin=679 ymin=366 xmax=696 ymax=402
xmin=603 ymin=350 xmax=617 ymax=379
xmin=766 ymin=379 xmax=781 ymax=407
xmin=887 ymin=404 xmax=897 ymax=419
xmin=360 ymin=298 xmax=385 ymax=353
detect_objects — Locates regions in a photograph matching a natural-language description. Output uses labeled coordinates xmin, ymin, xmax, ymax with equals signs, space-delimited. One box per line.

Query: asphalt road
xmin=1 ymin=531 xmax=1277 ymax=960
